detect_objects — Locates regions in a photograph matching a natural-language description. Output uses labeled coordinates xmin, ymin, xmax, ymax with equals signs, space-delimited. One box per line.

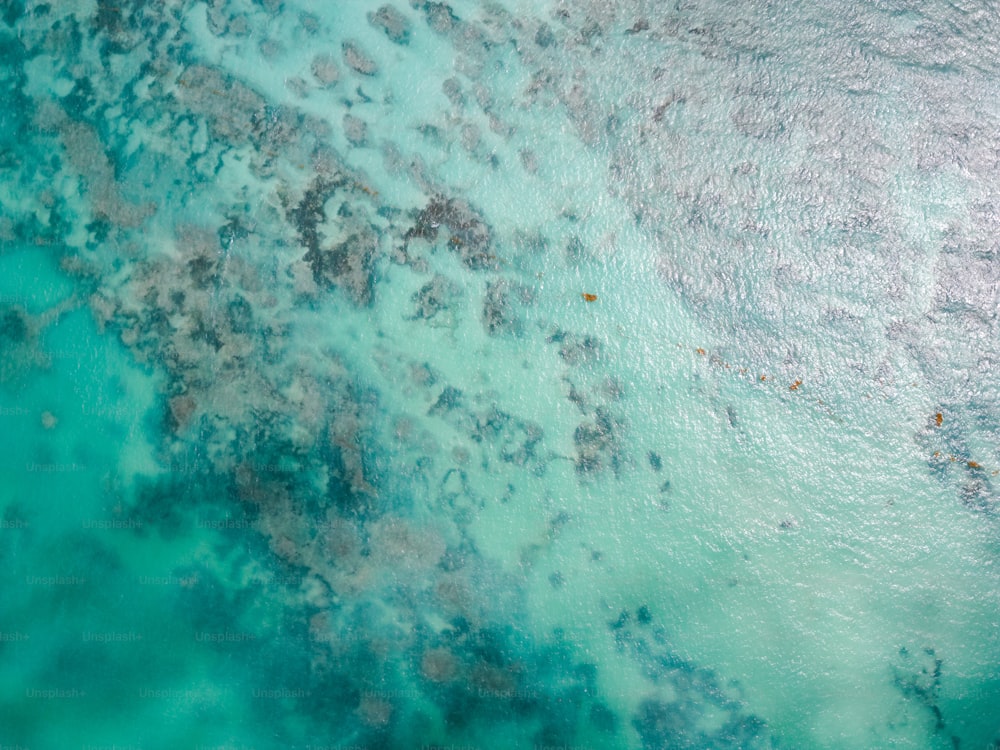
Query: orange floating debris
xmin=695 ymin=347 xmax=706 ymax=355
xmin=935 ymin=412 xmax=943 ymax=426
xmin=968 ymin=461 xmax=980 ymax=469
xmin=789 ymin=380 xmax=802 ymax=391
xmin=582 ymin=293 xmax=598 ymax=302
xmin=760 ymin=375 xmax=766 ymax=381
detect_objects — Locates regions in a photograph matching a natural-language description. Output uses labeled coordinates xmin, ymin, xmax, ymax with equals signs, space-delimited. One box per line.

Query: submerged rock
xmin=468 ymin=407 xmax=544 ymax=469
xmin=342 ymin=40 xmax=379 ymax=76
xmin=58 ymin=118 xmax=154 ymax=228
xmin=174 ymin=64 xmax=268 ymax=144
xmin=411 ymin=274 xmax=459 ymax=322
xmin=442 ymin=76 xmax=464 ymax=107
xmin=460 ymin=123 xmax=480 ymax=152
xmin=546 ymin=328 xmax=602 ymax=366
xmin=429 ymin=385 xmax=463 ymax=415
xmin=534 ymin=22 xmax=555 ymax=48
xmin=343 ymin=113 xmax=368 ymax=147
xmin=412 ymin=1 xmax=460 ymax=34
xmin=368 ymin=5 xmax=411 ymax=44
xmin=893 ymin=645 xmax=946 ymax=730
xmin=520 ymin=148 xmax=539 ymax=174
xmin=482 ymin=278 xmax=534 ymax=336
xmin=310 ymin=54 xmax=341 ymax=85
xmin=308 ymin=232 xmax=379 ymax=306
xmin=573 ymin=408 xmax=623 ymax=474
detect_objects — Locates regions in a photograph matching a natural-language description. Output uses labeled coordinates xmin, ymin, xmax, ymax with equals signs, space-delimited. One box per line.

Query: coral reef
xmin=6 ymin=1 xmax=998 ymax=747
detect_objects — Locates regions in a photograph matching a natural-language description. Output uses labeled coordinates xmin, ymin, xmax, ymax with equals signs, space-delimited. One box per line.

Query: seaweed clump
xmin=573 ymin=407 xmax=624 ymax=474
xmin=471 ymin=407 xmax=544 ymax=469
xmin=633 ymin=698 xmax=768 ymax=750
xmin=410 ymin=274 xmax=460 ymax=323
xmin=289 ymin=178 xmax=381 ymax=306
xmin=546 ymin=327 xmax=602 ymax=366
xmin=406 ymin=196 xmax=495 ymax=270
xmin=482 ymin=278 xmax=534 ymax=336
xmin=892 ymin=645 xmax=954 ymax=736
xmin=608 ymin=608 xmax=773 ymax=749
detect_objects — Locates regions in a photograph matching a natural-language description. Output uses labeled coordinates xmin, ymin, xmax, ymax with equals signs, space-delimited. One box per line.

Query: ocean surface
xmin=1 ymin=1 xmax=999 ymax=748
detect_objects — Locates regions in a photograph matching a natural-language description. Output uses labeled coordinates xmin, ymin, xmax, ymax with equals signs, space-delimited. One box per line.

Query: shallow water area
xmin=2 ymin=0 xmax=1000 ymax=748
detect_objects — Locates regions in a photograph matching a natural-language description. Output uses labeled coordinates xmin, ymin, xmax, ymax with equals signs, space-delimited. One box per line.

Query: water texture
xmin=1 ymin=1 xmax=999 ymax=748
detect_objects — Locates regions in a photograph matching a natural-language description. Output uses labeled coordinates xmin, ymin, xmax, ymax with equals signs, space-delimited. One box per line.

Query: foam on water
xmin=1 ymin=0 xmax=999 ymax=748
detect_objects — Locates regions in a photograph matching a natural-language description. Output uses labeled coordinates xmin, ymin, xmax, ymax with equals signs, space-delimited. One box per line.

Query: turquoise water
xmin=2 ymin=0 xmax=999 ymax=747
